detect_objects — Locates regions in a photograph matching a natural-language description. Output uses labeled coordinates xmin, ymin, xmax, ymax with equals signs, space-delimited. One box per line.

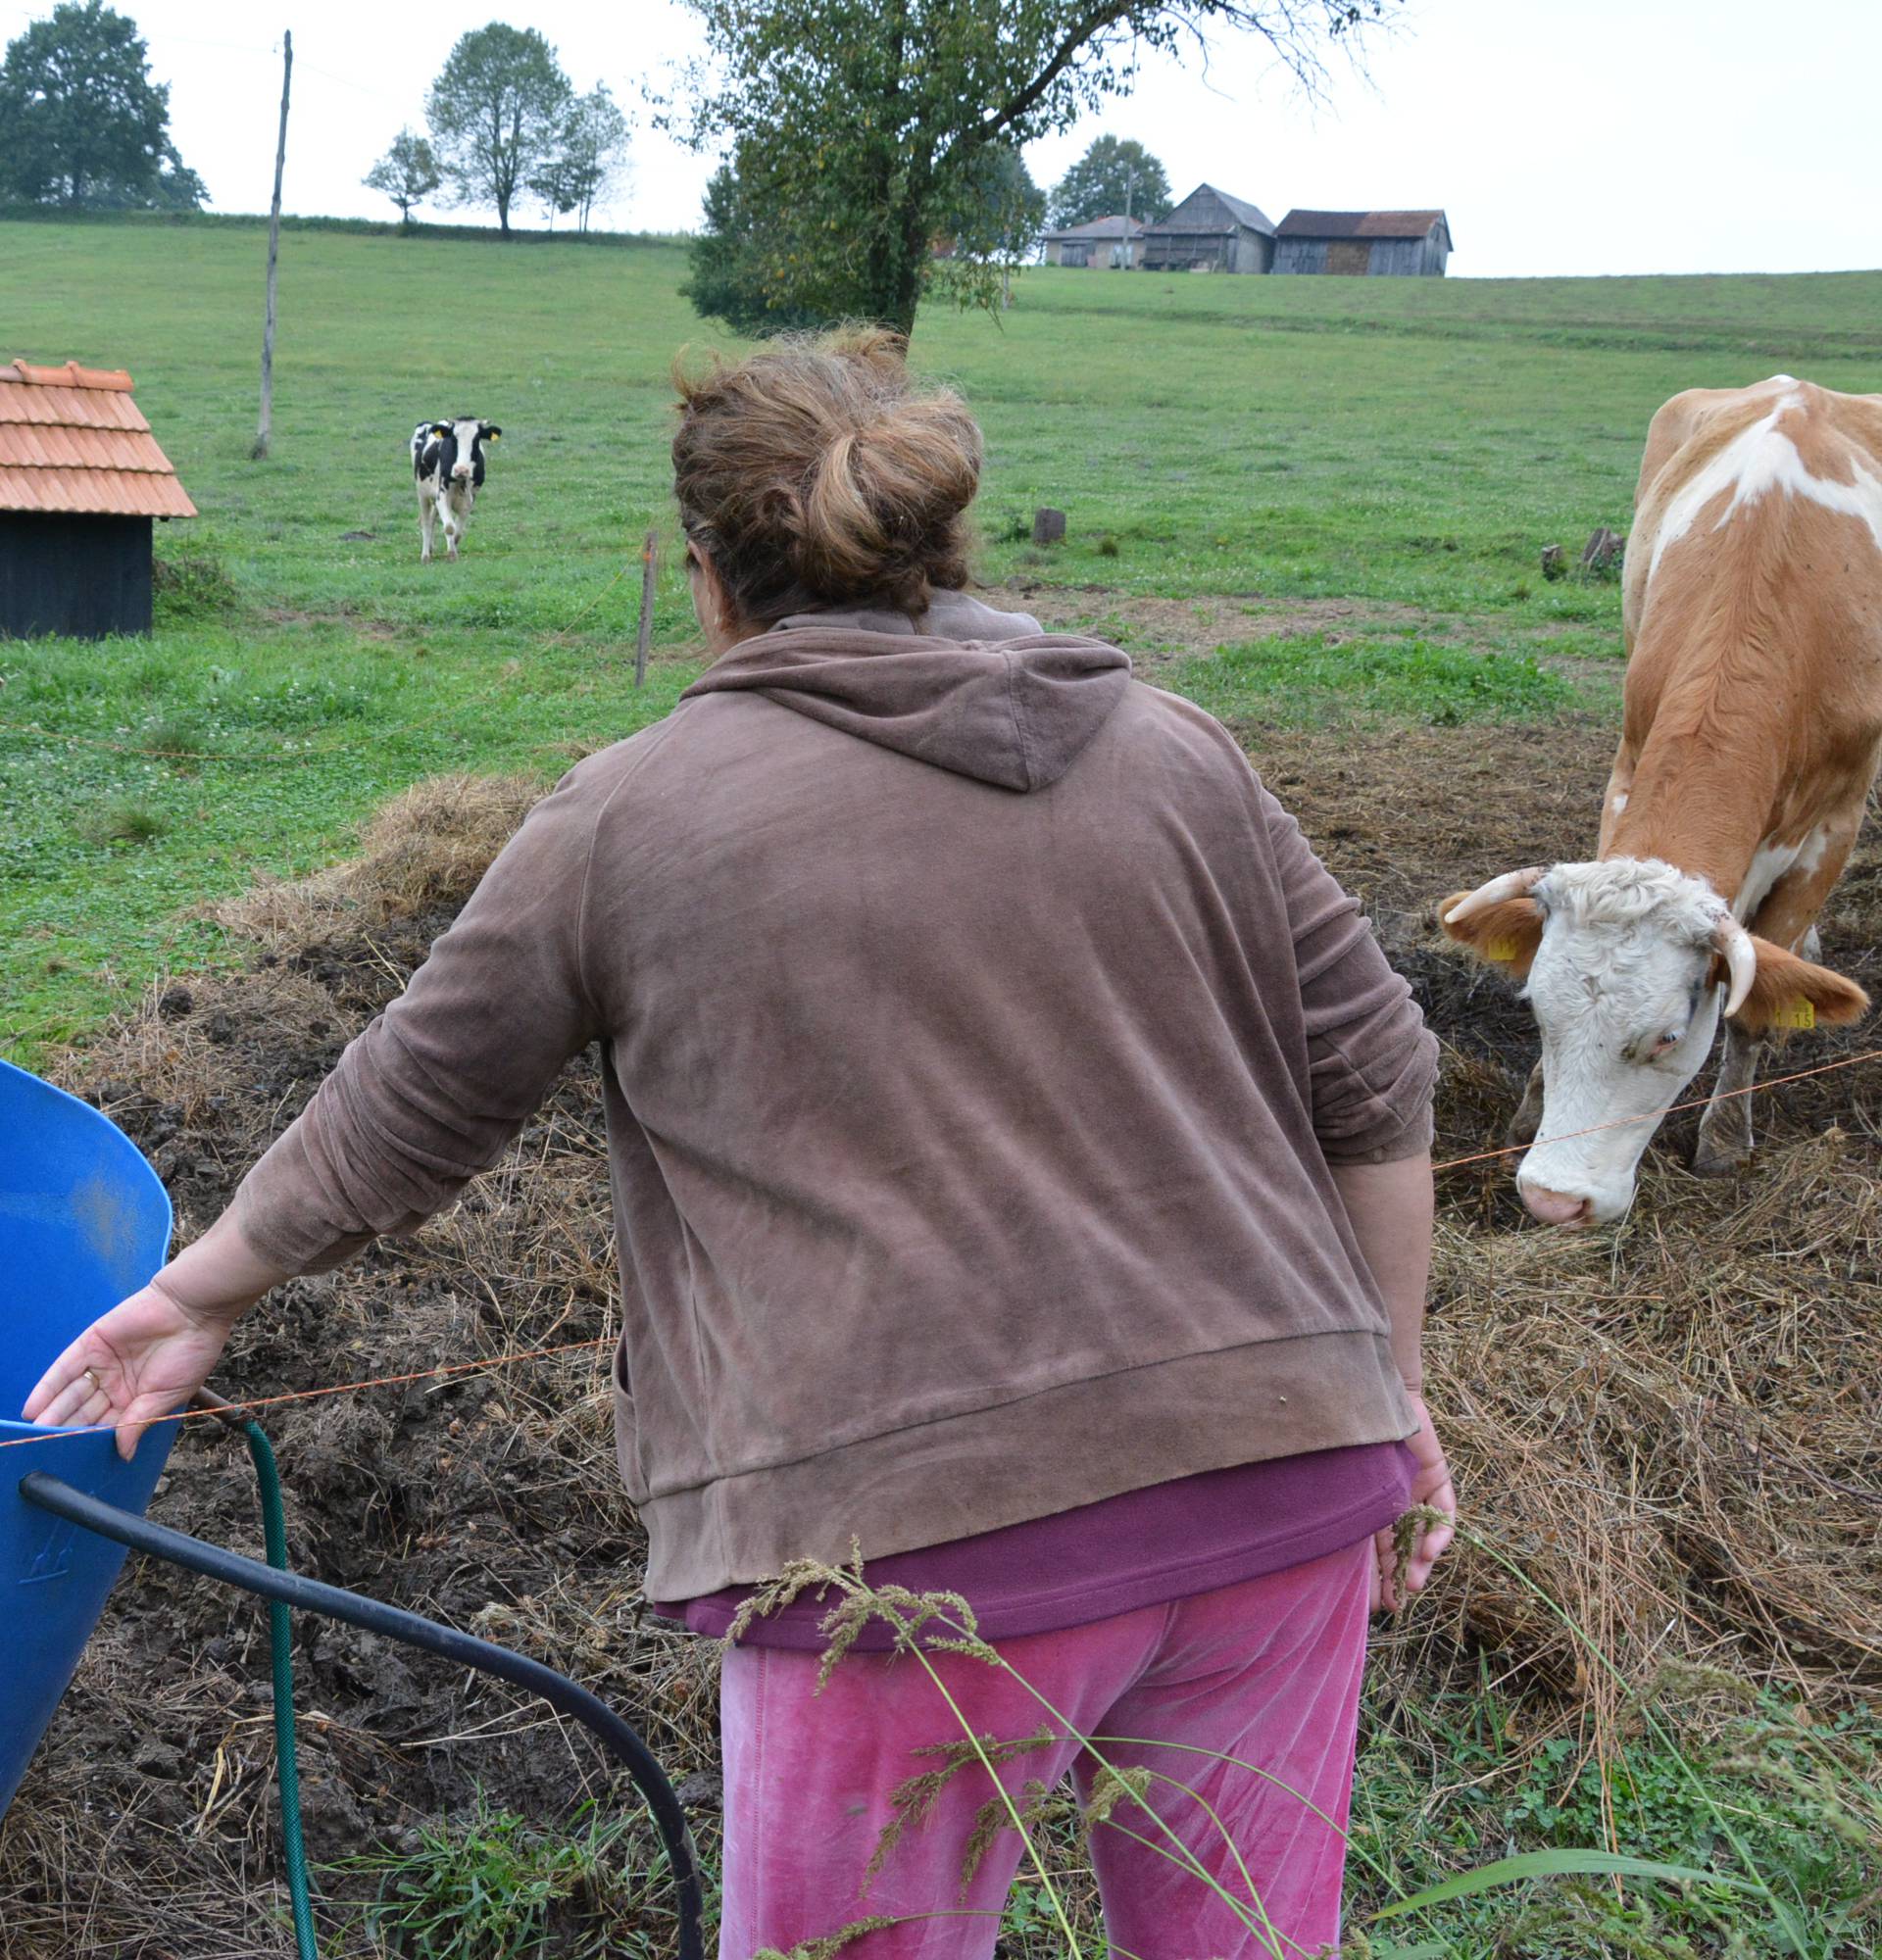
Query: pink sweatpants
xmin=718 ymin=1539 xmax=1373 ymax=1960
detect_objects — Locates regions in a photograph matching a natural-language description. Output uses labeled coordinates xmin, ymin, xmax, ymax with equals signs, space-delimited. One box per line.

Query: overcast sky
xmin=4 ymin=0 xmax=1878 ymax=277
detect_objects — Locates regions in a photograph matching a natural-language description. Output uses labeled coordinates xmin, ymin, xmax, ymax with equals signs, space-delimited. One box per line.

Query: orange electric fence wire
xmin=1427 ymin=1043 xmax=1882 ymax=1174
xmin=0 ymin=1339 xmax=615 ymax=1450
xmin=3 ymin=1046 xmax=1879 ymax=1455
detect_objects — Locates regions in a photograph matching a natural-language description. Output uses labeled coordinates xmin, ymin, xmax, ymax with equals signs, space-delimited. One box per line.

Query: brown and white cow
xmin=1443 ymin=376 xmax=1880 ymax=1226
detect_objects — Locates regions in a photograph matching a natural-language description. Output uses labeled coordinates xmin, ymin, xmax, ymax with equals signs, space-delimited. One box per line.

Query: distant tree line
xmin=0 ymin=2 xmax=206 ymax=211
xmin=364 ymin=24 xmax=629 ymax=235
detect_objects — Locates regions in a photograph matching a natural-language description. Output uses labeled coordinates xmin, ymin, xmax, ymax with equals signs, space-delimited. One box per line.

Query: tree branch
xmin=965 ymin=3 xmax=1137 ymax=151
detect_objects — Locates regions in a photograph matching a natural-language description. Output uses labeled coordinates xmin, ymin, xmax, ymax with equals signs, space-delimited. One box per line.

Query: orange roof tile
xmin=0 ymin=356 xmax=196 ymax=518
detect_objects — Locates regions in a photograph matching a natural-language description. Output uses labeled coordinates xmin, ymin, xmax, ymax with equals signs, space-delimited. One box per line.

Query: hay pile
xmin=3 ymin=732 xmax=1880 ymax=1953
xmin=1418 ymin=1115 xmax=1882 ymax=1700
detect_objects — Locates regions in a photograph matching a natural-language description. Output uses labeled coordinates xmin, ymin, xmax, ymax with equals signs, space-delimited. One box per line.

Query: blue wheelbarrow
xmin=0 ymin=1056 xmax=703 ymax=1955
xmin=0 ymin=1054 xmax=176 ymax=1817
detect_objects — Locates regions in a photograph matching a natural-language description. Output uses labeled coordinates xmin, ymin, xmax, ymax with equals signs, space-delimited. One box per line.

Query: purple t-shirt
xmin=651 ymin=1442 xmax=1414 ymax=1650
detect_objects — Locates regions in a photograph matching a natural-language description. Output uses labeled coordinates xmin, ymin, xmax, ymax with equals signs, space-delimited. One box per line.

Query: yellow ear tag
xmin=1770 ymin=999 xmax=1815 ymax=1030
xmin=1487 ymin=938 xmax=1521 ymax=962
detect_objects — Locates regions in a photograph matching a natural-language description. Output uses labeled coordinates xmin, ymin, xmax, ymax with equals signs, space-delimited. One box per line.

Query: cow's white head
xmin=1442 ymin=858 xmax=1867 ymax=1227
xmin=431 ymin=417 xmax=500 ymax=484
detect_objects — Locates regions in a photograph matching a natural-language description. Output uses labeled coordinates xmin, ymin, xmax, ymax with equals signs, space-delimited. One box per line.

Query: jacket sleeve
xmin=231 ymin=771 xmax=604 ymax=1273
xmin=1261 ymin=786 xmax=1437 ymax=1164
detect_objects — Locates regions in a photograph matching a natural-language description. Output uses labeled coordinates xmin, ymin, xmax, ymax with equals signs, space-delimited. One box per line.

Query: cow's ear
xmin=432 ymin=422 xmax=451 ymax=436
xmin=1440 ymin=891 xmax=1544 ymax=979
xmin=1730 ymin=937 xmax=1869 ymax=1032
xmin=483 ymin=425 xmax=501 ymax=440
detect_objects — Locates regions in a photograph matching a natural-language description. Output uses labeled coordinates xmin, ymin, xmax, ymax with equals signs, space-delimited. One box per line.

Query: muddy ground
xmin=2 ymin=673 xmax=1879 ymax=1957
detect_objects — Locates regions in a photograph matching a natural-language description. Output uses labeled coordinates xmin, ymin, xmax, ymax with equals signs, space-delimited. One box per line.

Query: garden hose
xmin=239 ymin=1417 xmax=319 ymax=1960
xmin=22 ymin=1466 xmax=706 ymax=1960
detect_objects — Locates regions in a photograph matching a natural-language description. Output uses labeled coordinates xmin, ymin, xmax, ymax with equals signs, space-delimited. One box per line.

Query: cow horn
xmin=1713 ymin=913 xmax=1758 ymax=1018
xmin=1442 ymin=865 xmax=1548 ymax=927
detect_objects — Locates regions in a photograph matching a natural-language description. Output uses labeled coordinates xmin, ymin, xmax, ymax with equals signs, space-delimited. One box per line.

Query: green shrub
xmin=152 ymin=541 xmax=239 ymax=623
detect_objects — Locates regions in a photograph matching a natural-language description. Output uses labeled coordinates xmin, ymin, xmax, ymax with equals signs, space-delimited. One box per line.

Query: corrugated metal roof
xmin=0 ymin=357 xmax=197 ymax=517
xmin=1275 ymin=209 xmax=1450 ymax=241
xmin=1143 ymin=185 xmax=1277 ymax=238
xmin=1209 ymin=187 xmax=1276 ymax=236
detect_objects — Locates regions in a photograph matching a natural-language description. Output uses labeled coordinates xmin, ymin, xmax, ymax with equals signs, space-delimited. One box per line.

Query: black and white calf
xmin=410 ymin=416 xmax=502 ymax=562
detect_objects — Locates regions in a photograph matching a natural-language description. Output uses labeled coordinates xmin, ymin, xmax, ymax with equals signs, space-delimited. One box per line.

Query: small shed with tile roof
xmin=0 ymin=358 xmax=197 ymax=639
xmin=1273 ymin=210 xmax=1453 ymax=276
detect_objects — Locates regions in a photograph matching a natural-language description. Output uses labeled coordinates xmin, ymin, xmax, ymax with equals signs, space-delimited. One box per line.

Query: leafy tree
xmin=365 ymin=127 xmax=442 ymax=224
xmin=941 ymin=144 xmax=1045 ymax=264
xmin=1048 ymin=135 xmax=1171 ymax=228
xmin=934 ymin=144 xmax=1045 ymax=311
xmin=680 ymin=157 xmax=859 ymax=338
xmin=424 ymin=23 xmax=572 ymax=235
xmin=562 ymin=84 xmax=629 ymax=233
xmin=146 ymin=139 xmax=206 ymax=211
xmin=673 ymin=0 xmax=1392 ymax=337
xmin=0 ymin=1 xmax=203 ymax=209
xmin=527 ymin=151 xmax=580 ymax=227
xmin=529 ymin=85 xmax=627 ymax=231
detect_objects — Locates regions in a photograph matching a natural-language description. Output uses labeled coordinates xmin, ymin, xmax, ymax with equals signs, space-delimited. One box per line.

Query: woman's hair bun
xmin=672 ymin=326 xmax=983 ymax=627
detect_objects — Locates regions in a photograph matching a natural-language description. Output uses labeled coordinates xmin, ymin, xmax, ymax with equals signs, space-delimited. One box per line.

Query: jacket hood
xmin=679 ymin=591 xmax=1131 ymax=793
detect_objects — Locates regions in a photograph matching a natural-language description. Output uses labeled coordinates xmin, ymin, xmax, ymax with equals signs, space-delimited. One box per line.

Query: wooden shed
xmin=1139 ymin=185 xmax=1276 ymax=274
xmin=1041 ymin=214 xmax=1146 ymax=269
xmin=1272 ymin=210 xmax=1453 ymax=276
xmin=0 ymin=358 xmax=196 ymax=640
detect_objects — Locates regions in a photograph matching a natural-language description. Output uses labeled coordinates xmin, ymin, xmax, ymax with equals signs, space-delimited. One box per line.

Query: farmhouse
xmin=1138 ymin=184 xmax=1276 ymax=273
xmin=0 ymin=358 xmax=196 ymax=639
xmin=1040 ymin=214 xmax=1145 ymax=269
xmin=1273 ymin=210 xmax=1454 ymax=276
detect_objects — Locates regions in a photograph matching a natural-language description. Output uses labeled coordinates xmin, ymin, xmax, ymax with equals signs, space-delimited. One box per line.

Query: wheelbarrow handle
xmin=19 ymin=1471 xmax=706 ymax=1960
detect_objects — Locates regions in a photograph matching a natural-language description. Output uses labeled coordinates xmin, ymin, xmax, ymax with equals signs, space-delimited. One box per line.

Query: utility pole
xmin=1120 ymin=166 xmax=1134 ymax=270
xmin=252 ymin=30 xmax=292 ymax=462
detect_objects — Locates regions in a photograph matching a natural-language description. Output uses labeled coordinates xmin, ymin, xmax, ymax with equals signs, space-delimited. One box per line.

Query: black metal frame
xmin=20 ymin=1472 xmax=706 ymax=1960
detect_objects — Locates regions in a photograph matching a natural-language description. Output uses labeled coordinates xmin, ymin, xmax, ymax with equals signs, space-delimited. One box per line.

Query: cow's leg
xmin=418 ymin=486 xmax=436 ymax=563
xmin=1693 ymin=1022 xmax=1764 ymax=1176
xmin=1507 ymin=1058 xmax=1546 ymax=1147
xmin=444 ymin=510 xmax=461 ymax=562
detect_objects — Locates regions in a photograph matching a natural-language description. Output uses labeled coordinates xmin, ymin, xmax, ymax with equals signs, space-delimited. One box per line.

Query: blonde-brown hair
xmin=671 ymin=327 xmax=982 ymax=626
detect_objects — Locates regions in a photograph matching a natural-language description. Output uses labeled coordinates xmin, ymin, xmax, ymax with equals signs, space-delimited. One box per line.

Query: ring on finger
xmin=81 ymin=1366 xmax=101 ymax=1390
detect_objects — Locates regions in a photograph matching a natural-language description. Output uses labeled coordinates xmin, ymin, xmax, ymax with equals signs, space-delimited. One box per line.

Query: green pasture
xmin=4 ymin=219 xmax=1881 ymax=1061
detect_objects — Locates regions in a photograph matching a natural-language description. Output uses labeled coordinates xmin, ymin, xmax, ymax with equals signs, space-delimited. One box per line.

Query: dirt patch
xmin=977 ymin=581 xmax=1429 ymax=670
xmin=262 ymin=606 xmax=403 ymax=641
xmin=3 ymin=727 xmax=1880 ymax=1953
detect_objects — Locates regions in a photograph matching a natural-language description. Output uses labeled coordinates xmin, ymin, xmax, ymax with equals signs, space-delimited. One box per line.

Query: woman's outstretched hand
xmin=1373 ymin=1391 xmax=1457 ymax=1615
xmin=21 ymin=1210 xmax=289 ymax=1461
xmin=24 ymin=1278 xmax=238 ymax=1460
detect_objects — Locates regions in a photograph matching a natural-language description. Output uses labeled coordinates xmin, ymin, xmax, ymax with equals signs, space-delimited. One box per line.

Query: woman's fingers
xmin=112 ymin=1392 xmax=177 ymax=1463
xmin=23 ymin=1342 xmax=113 ymax=1427
xmin=1372 ymin=1527 xmax=1400 ymax=1614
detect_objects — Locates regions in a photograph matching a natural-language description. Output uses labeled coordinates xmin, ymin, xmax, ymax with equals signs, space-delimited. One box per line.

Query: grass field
xmin=8 ymin=220 xmax=1882 ymax=1060
xmin=5 ymin=221 xmax=1882 ymax=1960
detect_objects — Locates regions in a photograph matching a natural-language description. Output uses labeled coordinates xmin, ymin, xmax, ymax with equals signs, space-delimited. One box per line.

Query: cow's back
xmin=1619 ymin=377 xmax=1882 ymax=793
